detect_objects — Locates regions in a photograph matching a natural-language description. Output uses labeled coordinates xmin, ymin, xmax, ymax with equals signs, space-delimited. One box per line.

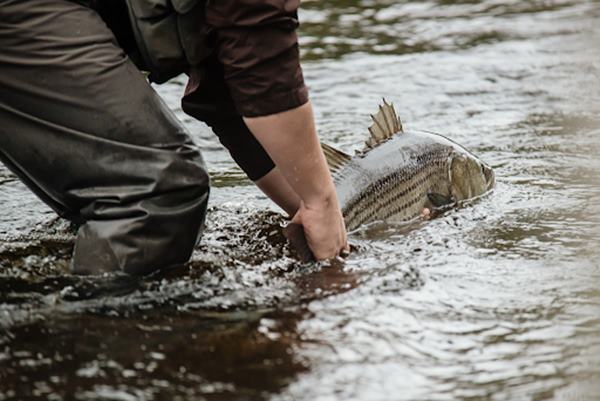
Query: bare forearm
xmin=244 ymin=101 xmax=348 ymax=260
xmin=243 ymin=101 xmax=336 ymax=207
xmin=254 ymin=167 xmax=301 ymax=217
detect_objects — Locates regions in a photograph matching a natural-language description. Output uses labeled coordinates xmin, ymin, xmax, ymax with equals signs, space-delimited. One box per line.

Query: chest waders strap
xmin=125 ymin=0 xmax=211 ymax=84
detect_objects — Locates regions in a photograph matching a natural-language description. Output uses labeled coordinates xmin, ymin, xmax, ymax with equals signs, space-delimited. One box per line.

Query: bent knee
xmin=155 ymin=143 xmax=210 ymax=194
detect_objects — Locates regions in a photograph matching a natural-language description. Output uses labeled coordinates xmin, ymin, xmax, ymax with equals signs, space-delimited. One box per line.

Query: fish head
xmin=448 ymin=151 xmax=495 ymax=201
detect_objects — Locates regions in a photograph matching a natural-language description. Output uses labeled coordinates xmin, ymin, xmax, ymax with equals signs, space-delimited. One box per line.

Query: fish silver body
xmin=329 ymin=130 xmax=495 ymax=231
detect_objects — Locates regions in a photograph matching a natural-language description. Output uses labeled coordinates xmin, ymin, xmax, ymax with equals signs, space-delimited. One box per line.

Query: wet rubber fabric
xmin=0 ymin=0 xmax=210 ymax=275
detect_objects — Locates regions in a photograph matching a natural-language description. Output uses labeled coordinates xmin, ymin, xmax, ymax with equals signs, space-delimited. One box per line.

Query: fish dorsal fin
xmin=365 ymin=98 xmax=404 ymax=149
xmin=321 ymin=142 xmax=351 ymax=176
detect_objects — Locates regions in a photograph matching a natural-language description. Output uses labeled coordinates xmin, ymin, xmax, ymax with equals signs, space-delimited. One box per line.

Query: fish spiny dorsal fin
xmin=321 ymin=142 xmax=351 ymax=177
xmin=365 ymin=98 xmax=404 ymax=150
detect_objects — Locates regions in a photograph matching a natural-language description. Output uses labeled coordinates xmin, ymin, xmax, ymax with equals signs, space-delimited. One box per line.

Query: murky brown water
xmin=2 ymin=1 xmax=600 ymax=400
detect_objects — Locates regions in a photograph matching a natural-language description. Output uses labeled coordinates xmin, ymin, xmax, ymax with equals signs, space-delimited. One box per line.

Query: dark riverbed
xmin=2 ymin=1 xmax=600 ymax=400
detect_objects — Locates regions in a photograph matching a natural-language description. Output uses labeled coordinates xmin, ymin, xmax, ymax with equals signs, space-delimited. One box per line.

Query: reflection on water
xmin=2 ymin=0 xmax=600 ymax=400
xmin=2 ymin=310 xmax=308 ymax=400
xmin=299 ymin=0 xmax=587 ymax=60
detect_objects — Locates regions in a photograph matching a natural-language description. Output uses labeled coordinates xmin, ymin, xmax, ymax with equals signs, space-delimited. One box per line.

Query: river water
xmin=1 ymin=1 xmax=600 ymax=400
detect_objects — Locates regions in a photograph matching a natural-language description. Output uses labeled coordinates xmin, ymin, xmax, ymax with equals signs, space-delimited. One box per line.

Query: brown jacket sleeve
xmin=182 ymin=56 xmax=276 ymax=181
xmin=204 ymin=0 xmax=309 ymax=117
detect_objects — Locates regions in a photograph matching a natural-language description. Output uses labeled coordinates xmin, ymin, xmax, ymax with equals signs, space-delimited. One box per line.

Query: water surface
xmin=1 ymin=1 xmax=600 ymax=400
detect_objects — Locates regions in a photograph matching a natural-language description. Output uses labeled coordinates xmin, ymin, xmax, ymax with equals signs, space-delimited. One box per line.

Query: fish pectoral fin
xmin=321 ymin=142 xmax=352 ymax=176
xmin=427 ymin=192 xmax=455 ymax=208
xmin=364 ymin=98 xmax=404 ymax=150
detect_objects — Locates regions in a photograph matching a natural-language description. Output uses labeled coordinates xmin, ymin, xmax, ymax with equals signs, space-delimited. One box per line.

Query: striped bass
xmin=322 ymin=100 xmax=495 ymax=231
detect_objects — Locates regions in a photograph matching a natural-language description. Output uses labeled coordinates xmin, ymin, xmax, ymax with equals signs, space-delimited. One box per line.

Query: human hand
xmin=243 ymin=101 xmax=349 ymax=260
xmin=290 ymin=193 xmax=349 ymax=260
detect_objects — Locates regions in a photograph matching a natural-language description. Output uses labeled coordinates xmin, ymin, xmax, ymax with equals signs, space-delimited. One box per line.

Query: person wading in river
xmin=0 ymin=0 xmax=348 ymax=275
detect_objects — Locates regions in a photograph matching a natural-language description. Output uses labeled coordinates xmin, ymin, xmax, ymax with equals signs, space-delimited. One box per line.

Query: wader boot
xmin=0 ymin=0 xmax=210 ymax=275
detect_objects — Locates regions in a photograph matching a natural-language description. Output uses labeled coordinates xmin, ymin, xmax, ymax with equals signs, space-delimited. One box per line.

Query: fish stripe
xmin=341 ymin=148 xmax=451 ymax=230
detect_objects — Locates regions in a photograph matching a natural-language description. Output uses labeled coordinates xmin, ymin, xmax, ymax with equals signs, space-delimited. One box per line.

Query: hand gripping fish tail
xmin=283 ymin=100 xmax=494 ymax=263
